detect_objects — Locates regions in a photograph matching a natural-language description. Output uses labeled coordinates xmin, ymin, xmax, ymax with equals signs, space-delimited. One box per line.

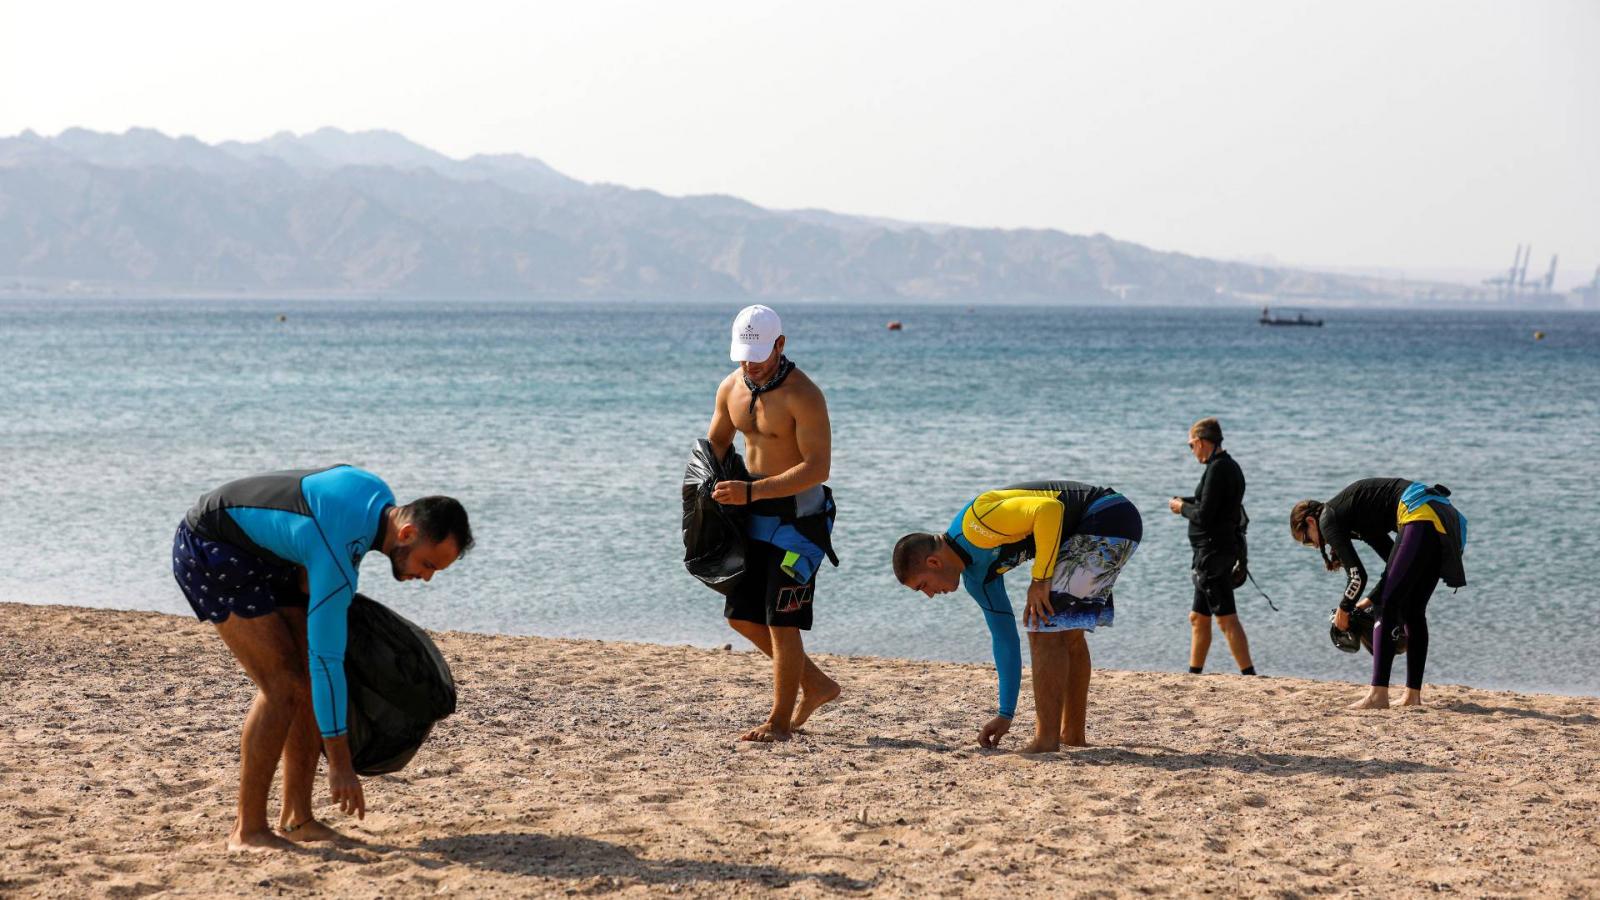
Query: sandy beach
xmin=2 ymin=602 xmax=1598 ymax=898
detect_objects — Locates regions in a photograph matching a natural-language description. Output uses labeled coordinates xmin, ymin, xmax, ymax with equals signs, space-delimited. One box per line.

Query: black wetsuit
xmin=1180 ymin=449 xmax=1244 ymax=617
xmin=1318 ymin=478 xmax=1412 ymax=610
xmin=1319 ymin=477 xmax=1444 ymax=691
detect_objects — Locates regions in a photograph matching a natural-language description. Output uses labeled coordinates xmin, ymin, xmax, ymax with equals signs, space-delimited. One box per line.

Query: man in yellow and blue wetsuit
xmin=171 ymin=465 xmax=473 ymax=851
xmin=893 ymin=481 xmax=1141 ymax=753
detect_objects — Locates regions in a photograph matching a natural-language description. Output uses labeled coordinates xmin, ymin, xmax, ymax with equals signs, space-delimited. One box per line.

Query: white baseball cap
xmin=729 ymin=304 xmax=783 ymax=362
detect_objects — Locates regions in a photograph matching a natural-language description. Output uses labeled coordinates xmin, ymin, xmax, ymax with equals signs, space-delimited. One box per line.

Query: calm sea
xmin=2 ymin=299 xmax=1597 ymax=695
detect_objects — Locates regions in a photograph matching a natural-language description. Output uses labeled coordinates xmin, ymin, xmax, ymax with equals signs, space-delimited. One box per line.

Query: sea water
xmin=2 ymin=299 xmax=1597 ymax=695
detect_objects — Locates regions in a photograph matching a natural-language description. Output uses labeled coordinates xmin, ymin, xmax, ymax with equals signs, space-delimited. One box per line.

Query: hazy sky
xmin=4 ymin=1 xmax=1596 ymax=284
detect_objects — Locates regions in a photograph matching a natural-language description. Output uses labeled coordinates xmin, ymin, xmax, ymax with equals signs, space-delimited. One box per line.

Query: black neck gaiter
xmin=743 ymin=356 xmax=795 ymax=415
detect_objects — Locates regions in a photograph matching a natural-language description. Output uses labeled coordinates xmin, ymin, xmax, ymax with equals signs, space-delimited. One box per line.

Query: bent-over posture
xmin=1290 ymin=478 xmax=1466 ymax=709
xmin=173 ymin=465 xmax=472 ymax=851
xmin=894 ymin=482 xmax=1141 ymax=752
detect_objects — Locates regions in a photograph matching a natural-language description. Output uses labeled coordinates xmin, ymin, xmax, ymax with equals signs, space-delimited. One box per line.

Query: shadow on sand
xmin=1060 ymin=745 xmax=1451 ymax=777
xmin=857 ymin=736 xmax=957 ymax=753
xmin=413 ymin=832 xmax=874 ymax=891
xmin=1443 ymin=701 xmax=1598 ymax=726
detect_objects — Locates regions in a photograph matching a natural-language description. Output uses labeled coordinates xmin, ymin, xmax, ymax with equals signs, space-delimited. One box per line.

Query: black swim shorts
xmin=723 ymin=487 xmax=829 ymax=631
xmin=724 ymin=537 xmax=816 ymax=630
xmin=172 ymin=520 xmax=308 ymax=623
xmin=1190 ymin=545 xmax=1238 ymax=618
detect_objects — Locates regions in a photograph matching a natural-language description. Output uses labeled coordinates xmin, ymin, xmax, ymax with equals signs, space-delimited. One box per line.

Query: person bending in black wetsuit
xmin=1167 ymin=417 xmax=1255 ymax=676
xmin=1290 ymin=478 xmax=1468 ymax=710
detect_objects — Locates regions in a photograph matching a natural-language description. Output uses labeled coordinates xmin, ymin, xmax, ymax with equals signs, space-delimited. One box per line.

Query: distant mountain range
xmin=0 ymin=127 xmax=1479 ymax=303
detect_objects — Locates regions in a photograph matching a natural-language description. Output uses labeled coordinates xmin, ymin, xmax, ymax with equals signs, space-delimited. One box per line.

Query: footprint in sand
xmin=103 ymin=880 xmax=165 ymax=899
xmin=158 ymin=778 xmax=211 ymax=796
xmin=16 ymin=806 xmax=67 ymax=821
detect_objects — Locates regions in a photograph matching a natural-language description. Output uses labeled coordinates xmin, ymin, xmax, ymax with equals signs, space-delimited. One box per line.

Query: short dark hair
xmin=402 ymin=496 xmax=474 ymax=555
xmin=892 ymin=532 xmax=942 ymax=583
xmin=1191 ymin=417 xmax=1223 ymax=444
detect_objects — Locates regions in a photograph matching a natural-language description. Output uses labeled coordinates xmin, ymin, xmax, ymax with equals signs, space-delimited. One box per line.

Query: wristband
xmin=745 ymin=480 xmax=753 ymax=504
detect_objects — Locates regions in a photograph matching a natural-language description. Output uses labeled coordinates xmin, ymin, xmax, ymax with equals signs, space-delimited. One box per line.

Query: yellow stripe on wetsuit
xmin=1396 ymin=500 xmax=1447 ymax=534
xmin=960 ymin=489 xmax=1065 ymax=582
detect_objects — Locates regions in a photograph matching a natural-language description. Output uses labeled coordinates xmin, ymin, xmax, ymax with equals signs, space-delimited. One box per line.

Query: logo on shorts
xmin=774 ymin=583 xmax=813 ymax=613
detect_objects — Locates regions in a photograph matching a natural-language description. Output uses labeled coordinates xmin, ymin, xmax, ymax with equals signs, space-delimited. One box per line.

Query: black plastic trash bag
xmin=344 ymin=594 xmax=457 ymax=775
xmin=683 ymin=438 xmax=750 ymax=596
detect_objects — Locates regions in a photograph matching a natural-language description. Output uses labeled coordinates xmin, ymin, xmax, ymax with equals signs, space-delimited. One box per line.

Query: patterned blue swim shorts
xmin=171 ymin=520 xmax=306 ymax=623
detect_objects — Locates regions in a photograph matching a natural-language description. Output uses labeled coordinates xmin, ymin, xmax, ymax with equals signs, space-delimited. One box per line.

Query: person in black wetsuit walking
xmin=1168 ymin=418 xmax=1256 ymax=676
xmin=1290 ymin=478 xmax=1468 ymax=710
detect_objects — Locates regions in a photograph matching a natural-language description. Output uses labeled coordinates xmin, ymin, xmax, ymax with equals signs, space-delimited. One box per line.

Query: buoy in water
xmin=886 ymin=320 xmax=903 ymax=331
xmin=1533 ymin=331 xmax=1545 ymax=341
xmin=277 ymin=314 xmax=287 ymax=323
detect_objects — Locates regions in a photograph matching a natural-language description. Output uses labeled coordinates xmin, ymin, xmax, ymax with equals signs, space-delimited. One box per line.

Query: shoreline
xmin=5 ymin=598 xmax=1596 ymax=700
xmin=4 ymin=601 xmax=1599 ymax=897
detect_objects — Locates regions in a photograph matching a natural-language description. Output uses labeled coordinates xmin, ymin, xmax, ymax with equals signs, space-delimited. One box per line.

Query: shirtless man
xmin=707 ymin=305 xmax=841 ymax=742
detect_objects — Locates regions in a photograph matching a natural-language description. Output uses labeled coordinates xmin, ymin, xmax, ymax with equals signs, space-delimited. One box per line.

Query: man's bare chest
xmin=729 ymin=388 xmax=795 ymax=437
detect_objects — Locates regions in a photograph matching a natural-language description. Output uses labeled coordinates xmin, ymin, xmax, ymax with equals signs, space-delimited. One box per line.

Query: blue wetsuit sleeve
xmin=971 ymin=576 xmax=1021 ymax=719
xmin=305 ymin=553 xmax=355 ymax=738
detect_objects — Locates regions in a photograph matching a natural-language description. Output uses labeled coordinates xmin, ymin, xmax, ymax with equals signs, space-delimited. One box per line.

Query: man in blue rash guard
xmin=893 ymin=482 xmax=1142 ymax=753
xmin=171 ymin=465 xmax=472 ymax=852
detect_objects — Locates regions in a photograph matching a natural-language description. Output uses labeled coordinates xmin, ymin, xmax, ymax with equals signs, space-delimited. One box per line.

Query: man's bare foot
xmin=1401 ymin=690 xmax=1423 ymax=707
xmin=1019 ymin=736 xmax=1060 ymax=754
xmin=278 ymin=819 xmax=351 ymax=843
xmin=227 ymin=828 xmax=295 ymax=853
xmin=740 ymin=721 xmax=792 ymax=743
xmin=791 ymin=676 xmax=841 ymax=728
xmin=1058 ymin=734 xmax=1088 ymax=748
xmin=1347 ymin=688 xmax=1391 ymax=710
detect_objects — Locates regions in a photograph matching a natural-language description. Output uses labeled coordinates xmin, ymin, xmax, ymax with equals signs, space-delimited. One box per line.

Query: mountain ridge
xmin=0 ymin=127 xmax=1479 ymax=303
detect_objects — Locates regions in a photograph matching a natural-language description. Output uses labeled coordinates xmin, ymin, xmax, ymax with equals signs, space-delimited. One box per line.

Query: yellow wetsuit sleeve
xmin=961 ymin=490 xmax=1067 ymax=581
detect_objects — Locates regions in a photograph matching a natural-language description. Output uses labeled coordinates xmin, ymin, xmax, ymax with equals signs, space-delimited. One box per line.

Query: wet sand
xmin=2 ymin=601 xmax=1598 ymax=897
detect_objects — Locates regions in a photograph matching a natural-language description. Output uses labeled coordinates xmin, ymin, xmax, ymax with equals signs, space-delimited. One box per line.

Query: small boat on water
xmin=1259 ymin=306 xmax=1323 ymax=327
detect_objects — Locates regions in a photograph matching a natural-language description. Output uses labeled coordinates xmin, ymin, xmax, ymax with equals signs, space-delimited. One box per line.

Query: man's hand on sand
xmin=1023 ymin=580 xmax=1054 ymax=629
xmin=978 ymin=715 xmax=1011 ymax=748
xmin=328 ymin=767 xmax=366 ymax=820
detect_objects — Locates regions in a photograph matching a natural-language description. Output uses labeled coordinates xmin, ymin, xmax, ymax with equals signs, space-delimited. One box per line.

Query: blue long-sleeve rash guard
xmin=945 ymin=504 xmax=1023 ymax=719
xmin=186 ymin=465 xmax=394 ymax=738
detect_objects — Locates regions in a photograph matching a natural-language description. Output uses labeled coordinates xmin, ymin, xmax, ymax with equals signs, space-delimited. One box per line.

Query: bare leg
xmin=1401 ymin=688 xmax=1423 ymax=706
xmin=727 ymin=618 xmax=840 ymax=729
xmin=212 ymin=613 xmax=310 ymax=853
xmin=1216 ymin=614 xmax=1254 ymax=673
xmin=1188 ymin=612 xmax=1212 ymax=672
xmin=1021 ymin=632 xmax=1069 ymax=753
xmin=273 ymin=609 xmax=346 ymax=842
xmin=1061 ymin=631 xmax=1091 ymax=747
xmin=739 ymin=626 xmax=806 ymax=742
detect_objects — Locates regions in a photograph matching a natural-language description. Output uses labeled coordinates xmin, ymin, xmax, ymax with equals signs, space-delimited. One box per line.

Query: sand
xmin=2 ymin=602 xmax=1598 ymax=898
